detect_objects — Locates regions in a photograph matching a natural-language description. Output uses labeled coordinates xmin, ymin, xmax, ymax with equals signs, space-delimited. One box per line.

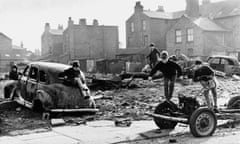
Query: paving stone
xmin=0 ymin=136 xmax=25 ymax=144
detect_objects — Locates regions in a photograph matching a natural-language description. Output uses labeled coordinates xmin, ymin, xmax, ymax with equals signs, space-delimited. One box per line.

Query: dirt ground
xmin=1 ymin=76 xmax=240 ymax=136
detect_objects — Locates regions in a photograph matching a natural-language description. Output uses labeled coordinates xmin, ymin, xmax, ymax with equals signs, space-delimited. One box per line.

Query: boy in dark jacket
xmin=149 ymin=51 xmax=182 ymax=100
xmin=192 ymin=60 xmax=218 ymax=110
xmin=9 ymin=65 xmax=18 ymax=80
xmin=146 ymin=43 xmax=160 ymax=68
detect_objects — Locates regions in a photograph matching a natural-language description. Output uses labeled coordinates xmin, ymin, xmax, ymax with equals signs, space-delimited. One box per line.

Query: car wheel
xmin=227 ymin=96 xmax=240 ymax=109
xmin=153 ymin=101 xmax=178 ymax=129
xmin=189 ymin=107 xmax=217 ymax=137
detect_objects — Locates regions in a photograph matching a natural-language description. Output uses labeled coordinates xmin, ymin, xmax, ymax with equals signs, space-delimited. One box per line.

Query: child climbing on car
xmin=192 ymin=60 xmax=218 ymax=112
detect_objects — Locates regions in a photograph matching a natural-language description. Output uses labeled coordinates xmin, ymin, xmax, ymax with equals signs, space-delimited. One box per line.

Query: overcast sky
xmin=0 ymin=0 xmax=224 ymax=52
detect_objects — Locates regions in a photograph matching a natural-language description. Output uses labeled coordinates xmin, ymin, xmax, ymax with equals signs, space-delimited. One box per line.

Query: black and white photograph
xmin=0 ymin=0 xmax=240 ymax=143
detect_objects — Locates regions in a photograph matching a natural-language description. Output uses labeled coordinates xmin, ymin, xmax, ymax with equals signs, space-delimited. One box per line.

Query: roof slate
xmin=144 ymin=0 xmax=240 ymax=20
xmin=0 ymin=32 xmax=11 ymax=40
xmin=193 ymin=17 xmax=228 ymax=31
xmin=49 ymin=29 xmax=63 ymax=35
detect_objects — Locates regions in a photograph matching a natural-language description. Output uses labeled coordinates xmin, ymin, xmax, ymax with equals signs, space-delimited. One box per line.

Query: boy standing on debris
xmin=146 ymin=43 xmax=160 ymax=68
xmin=148 ymin=51 xmax=182 ymax=101
xmin=192 ymin=60 xmax=218 ymax=111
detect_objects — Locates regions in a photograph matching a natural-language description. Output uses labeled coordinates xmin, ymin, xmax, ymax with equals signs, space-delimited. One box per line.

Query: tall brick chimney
xmin=44 ymin=23 xmax=50 ymax=31
xmin=134 ymin=1 xmax=143 ymax=13
xmin=185 ymin=0 xmax=200 ymax=18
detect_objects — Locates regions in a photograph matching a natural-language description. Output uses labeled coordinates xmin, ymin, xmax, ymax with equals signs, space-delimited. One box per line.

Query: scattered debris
xmin=51 ymin=119 xmax=66 ymax=126
xmin=114 ymin=118 xmax=132 ymax=127
xmin=42 ymin=112 xmax=50 ymax=120
xmin=169 ymin=138 xmax=177 ymax=143
xmin=232 ymin=75 xmax=240 ymax=81
xmin=16 ymin=107 xmax=21 ymax=112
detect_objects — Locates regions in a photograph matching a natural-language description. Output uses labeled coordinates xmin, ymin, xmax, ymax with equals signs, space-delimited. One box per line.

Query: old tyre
xmin=189 ymin=107 xmax=217 ymax=137
xmin=154 ymin=101 xmax=178 ymax=129
xmin=227 ymin=96 xmax=240 ymax=109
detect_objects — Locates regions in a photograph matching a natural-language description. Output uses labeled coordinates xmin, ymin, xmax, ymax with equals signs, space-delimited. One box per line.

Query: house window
xmin=142 ymin=20 xmax=146 ymax=30
xmin=187 ymin=28 xmax=194 ymax=42
xmin=143 ymin=35 xmax=149 ymax=46
xmin=175 ymin=30 xmax=182 ymax=43
xmin=130 ymin=22 xmax=134 ymax=32
xmin=187 ymin=48 xmax=194 ymax=57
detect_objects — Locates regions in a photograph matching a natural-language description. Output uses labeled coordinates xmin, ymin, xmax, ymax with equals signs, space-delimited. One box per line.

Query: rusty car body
xmin=207 ymin=55 xmax=240 ymax=75
xmin=4 ymin=62 xmax=97 ymax=112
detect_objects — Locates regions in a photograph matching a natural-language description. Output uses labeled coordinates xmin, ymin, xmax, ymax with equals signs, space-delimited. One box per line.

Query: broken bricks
xmin=114 ymin=118 xmax=132 ymax=127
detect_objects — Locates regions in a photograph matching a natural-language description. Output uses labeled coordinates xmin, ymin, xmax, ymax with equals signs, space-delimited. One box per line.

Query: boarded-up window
xmin=175 ymin=30 xmax=182 ymax=43
xmin=187 ymin=28 xmax=194 ymax=42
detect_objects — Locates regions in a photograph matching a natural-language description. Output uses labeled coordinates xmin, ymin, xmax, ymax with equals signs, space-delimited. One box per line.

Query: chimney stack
xmin=79 ymin=18 xmax=86 ymax=25
xmin=93 ymin=19 xmax=99 ymax=26
xmin=157 ymin=6 xmax=164 ymax=12
xmin=134 ymin=1 xmax=143 ymax=13
xmin=58 ymin=24 xmax=63 ymax=30
xmin=68 ymin=17 xmax=74 ymax=27
xmin=185 ymin=0 xmax=200 ymax=18
xmin=45 ymin=23 xmax=50 ymax=31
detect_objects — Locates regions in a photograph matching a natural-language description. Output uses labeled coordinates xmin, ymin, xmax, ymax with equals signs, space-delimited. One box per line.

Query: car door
xmin=222 ymin=58 xmax=234 ymax=75
xmin=26 ymin=65 xmax=39 ymax=102
xmin=19 ymin=65 xmax=30 ymax=100
xmin=208 ymin=57 xmax=221 ymax=71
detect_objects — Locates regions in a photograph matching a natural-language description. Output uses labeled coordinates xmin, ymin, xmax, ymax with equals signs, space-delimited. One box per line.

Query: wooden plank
xmin=216 ymin=113 xmax=240 ymax=120
xmin=219 ymin=109 xmax=240 ymax=113
xmin=145 ymin=112 xmax=188 ymax=123
xmin=50 ymin=108 xmax=99 ymax=113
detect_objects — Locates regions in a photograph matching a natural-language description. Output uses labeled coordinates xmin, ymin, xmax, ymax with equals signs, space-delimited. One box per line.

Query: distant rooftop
xmin=193 ymin=17 xmax=228 ymax=31
xmin=49 ymin=29 xmax=64 ymax=35
xmin=143 ymin=0 xmax=240 ymax=20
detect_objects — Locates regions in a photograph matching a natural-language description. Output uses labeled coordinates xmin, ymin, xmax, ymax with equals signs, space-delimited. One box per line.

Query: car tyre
xmin=189 ymin=107 xmax=217 ymax=137
xmin=153 ymin=101 xmax=178 ymax=129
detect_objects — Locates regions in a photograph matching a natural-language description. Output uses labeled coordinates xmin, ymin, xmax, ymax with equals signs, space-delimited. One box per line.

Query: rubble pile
xmin=95 ymin=77 xmax=240 ymax=120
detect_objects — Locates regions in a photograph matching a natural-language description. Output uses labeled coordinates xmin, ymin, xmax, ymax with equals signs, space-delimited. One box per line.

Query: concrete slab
xmin=15 ymin=131 xmax=59 ymax=141
xmin=53 ymin=120 xmax=157 ymax=144
xmin=24 ymin=135 xmax=80 ymax=144
xmin=0 ymin=136 xmax=25 ymax=144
